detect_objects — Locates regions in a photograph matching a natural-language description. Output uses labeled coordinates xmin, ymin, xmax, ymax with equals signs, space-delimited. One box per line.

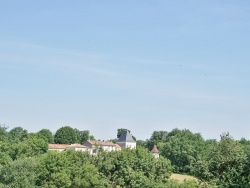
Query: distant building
xmin=117 ymin=130 xmax=136 ymax=149
xmin=66 ymin=143 xmax=89 ymax=152
xmin=83 ymin=140 xmax=121 ymax=154
xmin=48 ymin=144 xmax=68 ymax=152
xmin=151 ymin=145 xmax=159 ymax=158
xmin=48 ymin=129 xmax=136 ymax=154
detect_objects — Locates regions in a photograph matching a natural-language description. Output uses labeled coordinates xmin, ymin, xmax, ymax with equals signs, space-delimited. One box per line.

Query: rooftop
xmin=151 ymin=145 xmax=159 ymax=153
xmin=66 ymin=144 xmax=88 ymax=148
xmin=86 ymin=140 xmax=117 ymax=146
xmin=48 ymin=144 xmax=68 ymax=149
xmin=117 ymin=130 xmax=136 ymax=143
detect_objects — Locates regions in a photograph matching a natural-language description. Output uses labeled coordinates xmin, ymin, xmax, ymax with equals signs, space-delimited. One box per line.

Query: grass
xmin=170 ymin=173 xmax=198 ymax=183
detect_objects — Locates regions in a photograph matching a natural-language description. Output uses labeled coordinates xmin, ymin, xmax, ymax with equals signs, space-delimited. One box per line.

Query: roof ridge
xmin=117 ymin=130 xmax=136 ymax=143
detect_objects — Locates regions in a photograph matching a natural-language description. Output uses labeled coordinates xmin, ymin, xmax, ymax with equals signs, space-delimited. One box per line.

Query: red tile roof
xmin=48 ymin=144 xmax=68 ymax=149
xmin=86 ymin=140 xmax=117 ymax=146
xmin=151 ymin=145 xmax=159 ymax=153
xmin=115 ymin=144 xmax=121 ymax=148
xmin=66 ymin=144 xmax=88 ymax=148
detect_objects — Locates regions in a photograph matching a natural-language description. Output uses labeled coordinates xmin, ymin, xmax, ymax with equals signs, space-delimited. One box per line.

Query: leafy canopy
xmin=54 ymin=126 xmax=77 ymax=144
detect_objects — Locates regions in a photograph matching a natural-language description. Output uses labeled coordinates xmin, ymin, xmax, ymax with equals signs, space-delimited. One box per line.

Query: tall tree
xmin=37 ymin=129 xmax=54 ymax=143
xmin=54 ymin=126 xmax=77 ymax=144
xmin=0 ymin=124 xmax=8 ymax=142
xmin=8 ymin=126 xmax=28 ymax=141
xmin=74 ymin=129 xmax=90 ymax=144
xmin=10 ymin=135 xmax=48 ymax=160
xmin=117 ymin=128 xmax=128 ymax=138
xmin=159 ymin=129 xmax=205 ymax=173
xmin=92 ymin=146 xmax=172 ymax=187
xmin=117 ymin=128 xmax=136 ymax=141
xmin=37 ymin=151 xmax=108 ymax=187
xmin=146 ymin=131 xmax=168 ymax=150
xmin=0 ymin=158 xmax=38 ymax=188
xmin=193 ymin=137 xmax=247 ymax=187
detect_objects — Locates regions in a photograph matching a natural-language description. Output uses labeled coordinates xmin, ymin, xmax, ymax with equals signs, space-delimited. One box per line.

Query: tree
xmin=0 ymin=124 xmax=8 ymax=142
xmin=91 ymin=146 xmax=172 ymax=187
xmin=136 ymin=140 xmax=146 ymax=148
xmin=74 ymin=129 xmax=90 ymax=144
xmin=10 ymin=135 xmax=48 ymax=160
xmin=146 ymin=131 xmax=168 ymax=150
xmin=117 ymin=128 xmax=128 ymax=138
xmin=37 ymin=128 xmax=54 ymax=143
xmin=159 ymin=129 xmax=205 ymax=173
xmin=117 ymin=128 xmax=136 ymax=141
xmin=89 ymin=135 xmax=95 ymax=140
xmin=0 ymin=152 xmax=12 ymax=166
xmin=193 ymin=137 xmax=248 ymax=187
xmin=36 ymin=151 xmax=108 ymax=187
xmin=8 ymin=126 xmax=28 ymax=141
xmin=0 ymin=158 xmax=38 ymax=188
xmin=54 ymin=126 xmax=77 ymax=144
xmin=220 ymin=132 xmax=232 ymax=140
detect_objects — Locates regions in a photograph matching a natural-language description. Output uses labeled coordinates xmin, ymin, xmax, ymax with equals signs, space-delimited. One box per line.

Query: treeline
xmin=143 ymin=129 xmax=250 ymax=187
xmin=1 ymin=124 xmax=250 ymax=187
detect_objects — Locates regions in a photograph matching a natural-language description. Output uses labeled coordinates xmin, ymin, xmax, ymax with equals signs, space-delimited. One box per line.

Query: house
xmin=151 ymin=145 xmax=159 ymax=158
xmin=83 ymin=140 xmax=121 ymax=154
xmin=117 ymin=130 xmax=136 ymax=149
xmin=48 ymin=144 xmax=69 ymax=152
xmin=66 ymin=143 xmax=89 ymax=152
xmin=48 ymin=129 xmax=136 ymax=153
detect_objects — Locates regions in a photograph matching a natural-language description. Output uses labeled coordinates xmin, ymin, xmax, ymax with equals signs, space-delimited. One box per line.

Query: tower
xmin=117 ymin=130 xmax=136 ymax=149
xmin=151 ymin=145 xmax=159 ymax=158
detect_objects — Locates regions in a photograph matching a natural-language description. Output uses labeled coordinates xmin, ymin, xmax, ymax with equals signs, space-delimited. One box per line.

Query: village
xmin=48 ymin=129 xmax=159 ymax=158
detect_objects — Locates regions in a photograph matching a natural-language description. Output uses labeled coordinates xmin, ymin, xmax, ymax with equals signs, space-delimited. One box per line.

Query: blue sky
xmin=1 ymin=1 xmax=250 ymax=140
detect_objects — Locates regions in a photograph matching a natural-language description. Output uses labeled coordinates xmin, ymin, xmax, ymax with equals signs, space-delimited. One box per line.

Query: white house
xmin=48 ymin=130 xmax=136 ymax=153
xmin=66 ymin=143 xmax=89 ymax=152
xmin=83 ymin=140 xmax=121 ymax=154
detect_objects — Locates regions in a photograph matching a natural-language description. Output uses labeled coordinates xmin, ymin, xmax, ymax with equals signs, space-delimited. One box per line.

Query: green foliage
xmin=117 ymin=128 xmax=136 ymax=141
xmin=193 ymin=137 xmax=248 ymax=187
xmin=8 ymin=127 xmax=28 ymax=141
xmin=1 ymin=126 xmax=250 ymax=187
xmin=117 ymin=128 xmax=127 ymax=138
xmin=18 ymin=135 xmax=48 ymax=157
xmin=37 ymin=129 xmax=54 ymax=143
xmin=146 ymin=131 xmax=168 ymax=149
xmin=0 ymin=158 xmax=38 ymax=188
xmin=1 ymin=135 xmax=48 ymax=161
xmin=149 ymin=129 xmax=205 ymax=173
xmin=0 ymin=150 xmax=12 ymax=165
xmin=54 ymin=126 xmax=77 ymax=144
xmin=92 ymin=146 xmax=172 ymax=187
xmin=89 ymin=135 xmax=95 ymax=140
xmin=0 ymin=124 xmax=8 ymax=142
xmin=74 ymin=129 xmax=90 ymax=144
xmin=136 ymin=140 xmax=146 ymax=147
xmin=37 ymin=151 xmax=108 ymax=188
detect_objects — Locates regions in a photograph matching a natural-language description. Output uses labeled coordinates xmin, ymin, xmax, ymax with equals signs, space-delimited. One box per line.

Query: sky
xmin=1 ymin=1 xmax=250 ymax=141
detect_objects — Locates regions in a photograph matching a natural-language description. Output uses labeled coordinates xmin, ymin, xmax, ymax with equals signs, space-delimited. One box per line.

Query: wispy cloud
xmin=0 ymin=41 xmax=130 ymax=78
